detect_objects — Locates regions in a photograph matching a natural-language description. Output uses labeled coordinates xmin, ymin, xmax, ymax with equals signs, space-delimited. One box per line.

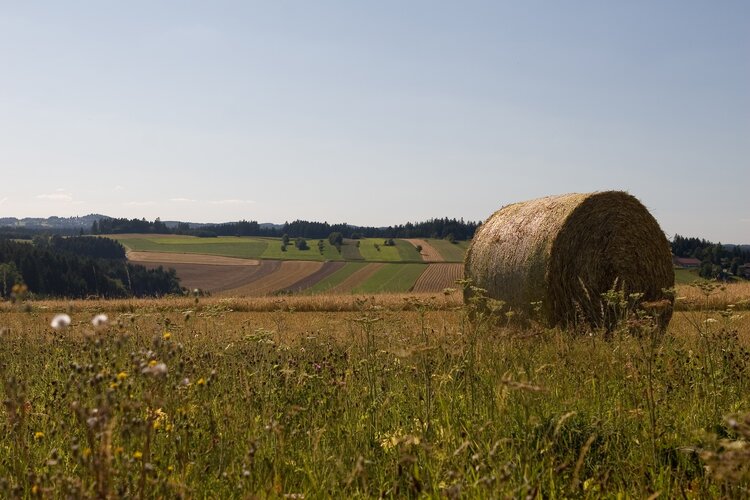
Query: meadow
xmin=110 ymin=235 xmax=467 ymax=264
xmin=2 ymin=284 xmax=750 ymax=497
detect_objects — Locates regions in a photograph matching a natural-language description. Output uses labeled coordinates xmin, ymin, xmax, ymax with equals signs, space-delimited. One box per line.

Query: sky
xmin=0 ymin=1 xmax=748 ymax=242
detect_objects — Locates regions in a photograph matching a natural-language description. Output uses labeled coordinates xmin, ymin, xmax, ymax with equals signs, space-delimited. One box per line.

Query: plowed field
xmin=220 ymin=261 xmax=324 ymax=296
xmin=412 ymin=263 xmax=464 ymax=293
xmin=137 ymin=261 xmax=276 ymax=293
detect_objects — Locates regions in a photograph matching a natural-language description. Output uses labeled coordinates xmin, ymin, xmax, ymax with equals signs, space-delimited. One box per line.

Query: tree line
xmin=0 ymin=237 xmax=181 ymax=299
xmin=672 ymin=234 xmax=749 ymax=278
xmin=90 ymin=217 xmax=480 ymax=240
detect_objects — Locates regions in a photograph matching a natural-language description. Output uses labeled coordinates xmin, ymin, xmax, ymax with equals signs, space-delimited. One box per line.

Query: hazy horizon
xmin=1 ymin=1 xmax=748 ymax=242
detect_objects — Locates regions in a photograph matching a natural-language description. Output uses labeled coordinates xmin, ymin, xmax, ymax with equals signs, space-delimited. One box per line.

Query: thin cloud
xmin=169 ymin=198 xmax=197 ymax=203
xmin=209 ymin=199 xmax=255 ymax=205
xmin=36 ymin=189 xmax=74 ymax=202
xmin=0 ymin=197 xmax=7 ymax=205
xmin=124 ymin=201 xmax=157 ymax=207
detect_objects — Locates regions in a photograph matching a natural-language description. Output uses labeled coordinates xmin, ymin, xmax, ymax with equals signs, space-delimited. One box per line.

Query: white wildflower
xmin=142 ymin=362 xmax=168 ymax=377
xmin=51 ymin=314 xmax=72 ymax=330
xmin=91 ymin=314 xmax=109 ymax=328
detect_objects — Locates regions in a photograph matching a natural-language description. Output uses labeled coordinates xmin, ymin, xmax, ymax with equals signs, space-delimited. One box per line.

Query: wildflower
xmin=196 ymin=377 xmax=206 ymax=386
xmin=133 ymin=451 xmax=143 ymax=460
xmin=142 ymin=362 xmax=168 ymax=376
xmin=91 ymin=314 xmax=109 ymax=328
xmin=34 ymin=431 xmax=44 ymax=440
xmin=82 ymin=448 xmax=91 ymax=459
xmin=163 ymin=331 xmax=171 ymax=340
xmin=50 ymin=314 xmax=71 ymax=330
xmin=117 ymin=371 xmax=128 ymax=381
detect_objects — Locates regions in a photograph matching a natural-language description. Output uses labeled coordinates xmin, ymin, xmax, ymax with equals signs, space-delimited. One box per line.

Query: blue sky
xmin=0 ymin=1 xmax=748 ymax=242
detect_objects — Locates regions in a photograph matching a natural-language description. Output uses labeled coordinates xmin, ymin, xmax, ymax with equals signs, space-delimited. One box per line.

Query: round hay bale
xmin=464 ymin=191 xmax=674 ymax=329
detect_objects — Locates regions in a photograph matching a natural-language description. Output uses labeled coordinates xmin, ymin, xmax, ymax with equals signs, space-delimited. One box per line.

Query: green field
xmin=352 ymin=263 xmax=427 ymax=293
xmin=260 ymin=237 xmax=343 ymax=261
xmin=111 ymin=235 xmax=449 ymax=263
xmin=115 ymin=236 xmax=270 ymax=259
xmin=674 ymin=267 xmax=700 ymax=284
xmin=357 ymin=238 xmax=422 ymax=262
xmin=304 ymin=262 xmax=370 ymax=293
xmin=425 ymin=238 xmax=469 ymax=262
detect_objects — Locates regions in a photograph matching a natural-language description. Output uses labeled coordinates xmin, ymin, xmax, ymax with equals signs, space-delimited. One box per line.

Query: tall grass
xmin=0 ymin=285 xmax=749 ymax=497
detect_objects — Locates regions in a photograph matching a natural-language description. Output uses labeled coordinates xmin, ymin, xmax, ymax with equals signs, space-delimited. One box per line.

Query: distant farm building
xmin=673 ymin=256 xmax=702 ymax=268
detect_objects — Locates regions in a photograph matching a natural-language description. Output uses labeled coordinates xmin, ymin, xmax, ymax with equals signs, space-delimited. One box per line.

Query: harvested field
xmin=127 ymin=251 xmax=260 ymax=266
xmin=220 ymin=260 xmax=324 ymax=296
xmin=412 ymin=263 xmax=464 ymax=292
xmin=326 ymin=263 xmax=385 ymax=294
xmin=405 ymin=239 xmax=444 ymax=262
xmin=139 ymin=260 xmax=278 ymax=293
xmin=280 ymin=261 xmax=347 ymax=293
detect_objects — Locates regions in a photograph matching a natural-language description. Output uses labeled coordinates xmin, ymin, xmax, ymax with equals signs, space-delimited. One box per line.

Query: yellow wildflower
xmin=148 ymin=360 xmax=157 ymax=367
xmin=34 ymin=431 xmax=44 ymax=440
xmin=197 ymin=378 xmax=206 ymax=386
xmin=163 ymin=331 xmax=171 ymax=340
xmin=117 ymin=371 xmax=128 ymax=380
xmin=133 ymin=451 xmax=143 ymax=460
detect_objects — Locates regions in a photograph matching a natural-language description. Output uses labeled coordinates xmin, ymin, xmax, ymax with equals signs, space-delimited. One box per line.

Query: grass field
xmin=114 ymin=236 xmax=270 ymax=260
xmin=110 ymin=235 xmax=452 ymax=264
xmin=426 ymin=238 xmax=469 ymax=262
xmin=675 ymin=267 xmax=701 ymax=284
xmin=304 ymin=262 xmax=370 ymax=294
xmin=352 ymin=263 xmax=427 ymax=293
xmin=356 ymin=239 xmax=422 ymax=262
xmin=2 ymin=288 xmax=750 ymax=497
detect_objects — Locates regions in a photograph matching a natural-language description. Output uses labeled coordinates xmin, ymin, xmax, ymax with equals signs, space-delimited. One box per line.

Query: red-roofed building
xmin=673 ymin=256 xmax=702 ymax=268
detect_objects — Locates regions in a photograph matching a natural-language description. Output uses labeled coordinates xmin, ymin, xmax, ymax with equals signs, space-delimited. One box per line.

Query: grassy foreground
xmin=1 ymin=288 xmax=750 ymax=497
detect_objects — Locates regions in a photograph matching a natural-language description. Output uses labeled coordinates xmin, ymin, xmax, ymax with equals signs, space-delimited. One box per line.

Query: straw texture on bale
xmin=464 ymin=191 xmax=675 ymax=328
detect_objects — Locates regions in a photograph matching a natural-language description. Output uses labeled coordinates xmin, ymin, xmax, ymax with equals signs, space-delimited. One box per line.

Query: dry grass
xmin=1 ymin=292 xmax=750 ymax=497
xmin=675 ymin=281 xmax=750 ymax=310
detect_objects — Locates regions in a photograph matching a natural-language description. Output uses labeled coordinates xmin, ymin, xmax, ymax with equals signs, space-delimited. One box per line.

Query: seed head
xmin=51 ymin=314 xmax=72 ymax=330
xmin=91 ymin=314 xmax=109 ymax=328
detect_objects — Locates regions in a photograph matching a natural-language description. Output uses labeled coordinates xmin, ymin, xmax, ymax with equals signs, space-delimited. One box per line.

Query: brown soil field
xmin=405 ymin=239 xmax=444 ymax=262
xmin=327 ymin=263 xmax=386 ymax=294
xmin=220 ymin=261 xmax=324 ymax=296
xmin=128 ymin=251 xmax=260 ymax=266
xmin=412 ymin=263 xmax=464 ymax=292
xmin=281 ymin=261 xmax=347 ymax=293
xmin=139 ymin=260 xmax=278 ymax=293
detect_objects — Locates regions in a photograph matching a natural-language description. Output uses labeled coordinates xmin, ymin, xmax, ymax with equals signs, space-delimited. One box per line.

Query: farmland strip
xmin=220 ymin=261 xmax=323 ymax=296
xmin=327 ymin=263 xmax=385 ymax=293
xmin=412 ymin=263 xmax=464 ymax=293
xmin=404 ymin=239 xmax=444 ymax=262
xmin=281 ymin=261 xmax=347 ymax=293
xmin=127 ymin=251 xmax=260 ymax=266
